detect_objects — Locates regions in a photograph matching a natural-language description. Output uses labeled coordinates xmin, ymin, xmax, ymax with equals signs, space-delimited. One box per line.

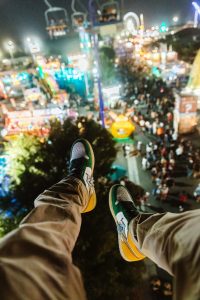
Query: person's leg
xmin=130 ymin=210 xmax=200 ymax=300
xmin=109 ymin=185 xmax=200 ymax=300
xmin=0 ymin=139 xmax=96 ymax=300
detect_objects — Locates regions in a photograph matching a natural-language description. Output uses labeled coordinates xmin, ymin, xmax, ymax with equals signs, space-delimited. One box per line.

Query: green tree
xmin=4 ymin=134 xmax=41 ymax=185
xmin=2 ymin=118 xmax=116 ymax=212
xmin=158 ymin=28 xmax=200 ymax=63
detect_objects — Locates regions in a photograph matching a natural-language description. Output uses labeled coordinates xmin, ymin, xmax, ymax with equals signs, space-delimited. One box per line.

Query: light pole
xmin=7 ymin=40 xmax=15 ymax=66
xmin=26 ymin=37 xmax=33 ymax=57
xmin=172 ymin=16 xmax=179 ymax=24
xmin=88 ymin=0 xmax=105 ymax=127
xmin=26 ymin=37 xmax=37 ymax=61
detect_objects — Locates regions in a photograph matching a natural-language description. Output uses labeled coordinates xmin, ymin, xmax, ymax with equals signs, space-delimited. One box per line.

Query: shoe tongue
xmin=119 ymin=201 xmax=138 ymax=221
xmin=70 ymin=157 xmax=85 ymax=166
xmin=122 ymin=200 xmax=137 ymax=210
xmin=69 ymin=157 xmax=86 ymax=177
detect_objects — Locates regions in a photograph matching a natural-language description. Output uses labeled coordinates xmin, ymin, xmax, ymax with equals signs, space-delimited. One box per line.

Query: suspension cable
xmin=77 ymin=0 xmax=87 ymax=13
xmin=95 ymin=0 xmax=101 ymax=9
xmin=44 ymin=0 xmax=52 ymax=8
xmin=71 ymin=0 xmax=76 ymax=13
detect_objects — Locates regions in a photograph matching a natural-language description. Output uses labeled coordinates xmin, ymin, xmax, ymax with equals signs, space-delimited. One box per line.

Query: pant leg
xmin=130 ymin=209 xmax=200 ymax=300
xmin=0 ymin=177 xmax=88 ymax=300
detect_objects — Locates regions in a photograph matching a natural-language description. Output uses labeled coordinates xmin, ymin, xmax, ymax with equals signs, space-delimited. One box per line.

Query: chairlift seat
xmin=71 ymin=12 xmax=87 ymax=27
xmin=45 ymin=7 xmax=69 ymax=38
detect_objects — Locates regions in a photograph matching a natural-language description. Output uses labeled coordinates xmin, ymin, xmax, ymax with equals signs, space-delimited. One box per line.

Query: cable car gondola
xmin=71 ymin=0 xmax=87 ymax=29
xmin=71 ymin=12 xmax=87 ymax=28
xmin=45 ymin=7 xmax=69 ymax=39
xmin=99 ymin=1 xmax=120 ymax=23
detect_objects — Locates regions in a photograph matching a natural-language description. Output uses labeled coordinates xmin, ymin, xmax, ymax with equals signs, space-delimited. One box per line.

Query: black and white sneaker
xmin=69 ymin=138 xmax=96 ymax=213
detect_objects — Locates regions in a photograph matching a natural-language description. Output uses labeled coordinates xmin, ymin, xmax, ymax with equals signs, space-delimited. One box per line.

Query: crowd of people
xmin=124 ymin=77 xmax=200 ymax=208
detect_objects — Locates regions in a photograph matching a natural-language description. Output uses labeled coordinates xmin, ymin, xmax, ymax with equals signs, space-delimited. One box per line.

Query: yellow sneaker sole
xmin=82 ymin=140 xmax=96 ymax=213
xmin=109 ymin=187 xmax=145 ymax=262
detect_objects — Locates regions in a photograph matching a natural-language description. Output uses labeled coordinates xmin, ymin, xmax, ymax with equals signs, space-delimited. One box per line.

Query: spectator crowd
xmin=125 ymin=77 xmax=200 ymax=208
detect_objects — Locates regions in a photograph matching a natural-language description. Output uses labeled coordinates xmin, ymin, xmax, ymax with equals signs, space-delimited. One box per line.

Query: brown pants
xmin=0 ymin=177 xmax=199 ymax=300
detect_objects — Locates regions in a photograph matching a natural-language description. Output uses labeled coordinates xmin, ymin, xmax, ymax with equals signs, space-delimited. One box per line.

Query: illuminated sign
xmin=4 ymin=108 xmax=68 ymax=137
xmin=179 ymin=96 xmax=197 ymax=113
xmin=55 ymin=68 xmax=84 ymax=81
xmin=174 ymin=94 xmax=198 ymax=134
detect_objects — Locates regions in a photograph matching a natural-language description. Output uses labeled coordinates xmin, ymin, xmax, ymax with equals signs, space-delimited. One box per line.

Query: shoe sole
xmin=109 ymin=185 xmax=145 ymax=262
xmin=81 ymin=139 xmax=96 ymax=213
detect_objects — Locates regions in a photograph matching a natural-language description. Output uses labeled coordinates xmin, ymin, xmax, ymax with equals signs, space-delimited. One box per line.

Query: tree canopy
xmin=159 ymin=28 xmax=200 ymax=63
xmin=2 ymin=118 xmax=116 ymax=212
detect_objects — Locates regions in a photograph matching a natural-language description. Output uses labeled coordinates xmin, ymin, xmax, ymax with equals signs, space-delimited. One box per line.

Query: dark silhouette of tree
xmin=158 ymin=28 xmax=200 ymax=63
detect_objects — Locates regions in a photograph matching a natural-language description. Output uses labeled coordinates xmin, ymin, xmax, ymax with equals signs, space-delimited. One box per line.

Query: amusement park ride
xmin=98 ymin=1 xmax=121 ymax=23
xmin=192 ymin=1 xmax=200 ymax=28
xmin=44 ymin=0 xmax=122 ymax=38
xmin=71 ymin=0 xmax=87 ymax=29
xmin=44 ymin=0 xmax=69 ymax=38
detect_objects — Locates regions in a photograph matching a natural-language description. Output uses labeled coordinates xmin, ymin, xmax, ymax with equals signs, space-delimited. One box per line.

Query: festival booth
xmin=0 ymin=79 xmax=7 ymax=99
xmin=183 ymin=49 xmax=200 ymax=109
xmin=174 ymin=50 xmax=200 ymax=134
xmin=174 ymin=94 xmax=198 ymax=134
xmin=3 ymin=108 xmax=69 ymax=139
xmin=0 ymin=71 xmax=34 ymax=99
xmin=24 ymin=87 xmax=45 ymax=103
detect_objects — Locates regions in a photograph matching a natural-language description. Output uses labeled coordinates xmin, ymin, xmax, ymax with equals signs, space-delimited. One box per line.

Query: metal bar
xmin=88 ymin=0 xmax=105 ymax=127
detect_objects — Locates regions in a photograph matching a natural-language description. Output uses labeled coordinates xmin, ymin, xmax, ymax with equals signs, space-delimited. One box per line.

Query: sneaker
xmin=109 ymin=184 xmax=145 ymax=262
xmin=69 ymin=138 xmax=96 ymax=213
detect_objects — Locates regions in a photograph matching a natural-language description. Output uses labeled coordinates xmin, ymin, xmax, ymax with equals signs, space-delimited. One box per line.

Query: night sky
xmin=0 ymin=0 xmax=195 ymax=44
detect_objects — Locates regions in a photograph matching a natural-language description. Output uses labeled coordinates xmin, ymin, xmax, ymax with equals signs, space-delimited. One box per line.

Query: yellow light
xmin=110 ymin=115 xmax=135 ymax=139
xmin=144 ymin=53 xmax=151 ymax=59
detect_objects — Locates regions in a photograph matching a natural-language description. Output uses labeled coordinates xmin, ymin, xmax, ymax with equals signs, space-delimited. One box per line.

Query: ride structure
xmin=123 ymin=12 xmax=140 ymax=34
xmin=44 ymin=0 xmax=69 ymax=39
xmin=192 ymin=1 xmax=200 ymax=28
xmin=173 ymin=50 xmax=200 ymax=134
xmin=44 ymin=0 xmax=122 ymax=36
